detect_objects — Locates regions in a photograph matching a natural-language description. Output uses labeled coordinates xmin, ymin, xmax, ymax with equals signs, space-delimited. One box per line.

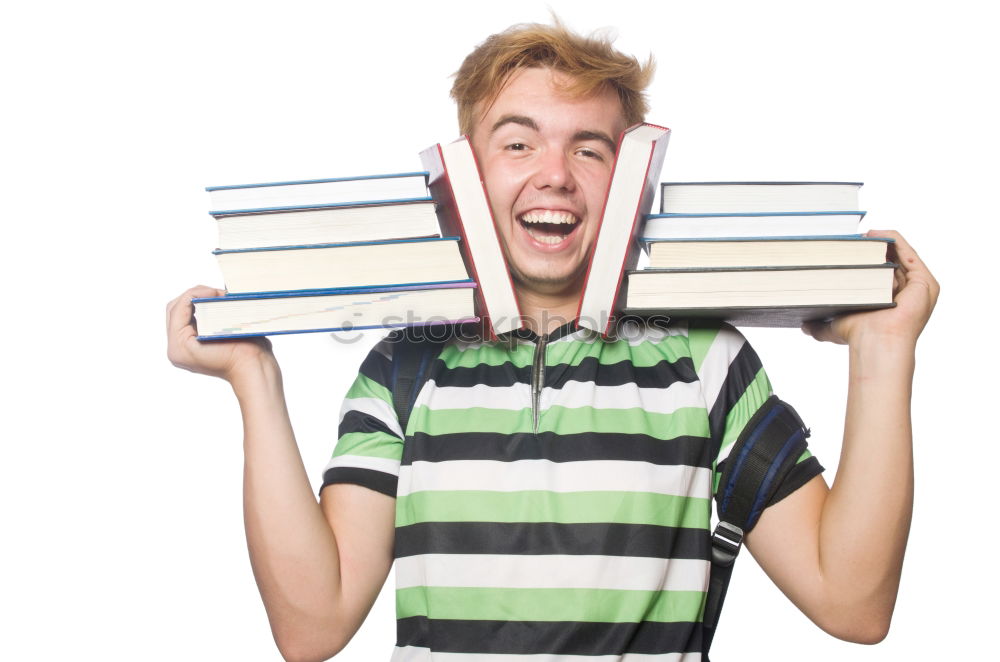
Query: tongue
xmin=523 ymin=221 xmax=573 ymax=238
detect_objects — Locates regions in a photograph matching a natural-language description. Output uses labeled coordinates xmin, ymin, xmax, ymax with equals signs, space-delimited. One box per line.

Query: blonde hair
xmin=451 ymin=20 xmax=655 ymax=135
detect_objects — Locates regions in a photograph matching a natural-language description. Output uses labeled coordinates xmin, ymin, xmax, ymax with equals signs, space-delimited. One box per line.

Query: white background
xmin=3 ymin=0 xmax=996 ymax=659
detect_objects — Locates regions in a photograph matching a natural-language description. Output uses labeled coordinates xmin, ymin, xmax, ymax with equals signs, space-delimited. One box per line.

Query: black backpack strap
xmin=702 ymin=395 xmax=811 ymax=658
xmin=389 ymin=328 xmax=449 ymax=437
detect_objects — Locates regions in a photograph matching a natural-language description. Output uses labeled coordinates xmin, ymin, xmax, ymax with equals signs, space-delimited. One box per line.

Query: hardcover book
xmin=659 ymin=181 xmax=863 ymax=214
xmin=207 ymin=172 xmax=430 ymax=215
xmin=626 ymin=304 xmax=896 ymax=328
xmin=644 ymin=236 xmax=891 ymax=269
xmin=213 ymin=236 xmax=468 ymax=295
xmin=213 ymin=198 xmax=440 ymax=250
xmin=194 ymin=281 xmax=478 ymax=339
xmin=624 ymin=264 xmax=895 ymax=327
xmin=420 ymin=138 xmax=524 ymax=339
xmin=576 ymin=122 xmax=671 ymax=335
xmin=642 ymin=211 xmax=865 ymax=240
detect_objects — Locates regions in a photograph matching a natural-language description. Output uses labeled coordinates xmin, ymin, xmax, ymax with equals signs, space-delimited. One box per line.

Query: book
xmin=213 ymin=198 xmax=440 ymax=250
xmin=206 ymin=172 xmax=430 ymax=215
xmin=213 ymin=236 xmax=468 ymax=295
xmin=645 ymin=236 xmax=891 ymax=269
xmin=642 ymin=211 xmax=865 ymax=240
xmin=420 ymin=138 xmax=523 ymax=338
xmin=193 ymin=281 xmax=479 ymax=339
xmin=659 ymin=182 xmax=863 ymax=214
xmin=623 ymin=264 xmax=895 ymax=327
xmin=624 ymin=304 xmax=895 ymax=328
xmin=575 ymin=122 xmax=671 ymax=335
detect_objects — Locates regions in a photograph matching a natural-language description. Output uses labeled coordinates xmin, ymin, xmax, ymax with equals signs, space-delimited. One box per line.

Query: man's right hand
xmin=166 ymin=285 xmax=275 ymax=382
xmin=167 ymin=285 xmax=395 ymax=659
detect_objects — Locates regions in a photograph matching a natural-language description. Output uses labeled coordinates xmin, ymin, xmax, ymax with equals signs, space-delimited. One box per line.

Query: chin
xmin=512 ymin=266 xmax=587 ymax=296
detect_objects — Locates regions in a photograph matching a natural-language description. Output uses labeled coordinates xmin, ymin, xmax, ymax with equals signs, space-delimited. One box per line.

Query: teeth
xmin=520 ymin=210 xmax=578 ymax=225
xmin=524 ymin=229 xmax=565 ymax=244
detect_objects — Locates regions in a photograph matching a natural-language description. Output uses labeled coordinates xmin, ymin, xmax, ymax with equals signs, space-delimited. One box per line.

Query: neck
xmin=515 ymin=285 xmax=581 ymax=336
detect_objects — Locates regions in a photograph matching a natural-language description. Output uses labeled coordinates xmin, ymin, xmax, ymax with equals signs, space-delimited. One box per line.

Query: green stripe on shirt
xmin=395 ymin=490 xmax=710 ymax=528
xmin=333 ymin=431 xmax=403 ymax=460
xmin=410 ymin=404 xmax=709 ymax=439
xmin=544 ymin=334 xmax=691 ymax=369
xmin=344 ymin=372 xmax=393 ymax=404
xmin=396 ymin=586 xmax=706 ymax=623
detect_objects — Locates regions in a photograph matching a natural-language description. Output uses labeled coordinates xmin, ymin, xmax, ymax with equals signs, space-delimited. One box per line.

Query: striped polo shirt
xmin=322 ymin=320 xmax=822 ymax=661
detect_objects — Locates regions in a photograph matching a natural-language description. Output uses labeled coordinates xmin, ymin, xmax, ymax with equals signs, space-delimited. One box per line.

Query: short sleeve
xmin=320 ymin=337 xmax=404 ymax=498
xmin=687 ymin=321 xmax=823 ymax=505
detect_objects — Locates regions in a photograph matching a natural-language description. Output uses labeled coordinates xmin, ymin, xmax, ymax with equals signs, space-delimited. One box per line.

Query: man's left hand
xmin=802 ymin=230 xmax=939 ymax=347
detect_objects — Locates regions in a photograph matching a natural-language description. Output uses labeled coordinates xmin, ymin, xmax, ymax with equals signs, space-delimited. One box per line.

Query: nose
xmin=531 ymin=149 xmax=576 ymax=192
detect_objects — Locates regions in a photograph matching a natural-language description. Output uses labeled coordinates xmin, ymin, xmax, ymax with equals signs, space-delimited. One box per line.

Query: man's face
xmin=469 ymin=67 xmax=628 ymax=299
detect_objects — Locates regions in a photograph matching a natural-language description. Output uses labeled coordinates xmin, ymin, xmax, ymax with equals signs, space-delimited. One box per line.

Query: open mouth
xmin=518 ymin=210 xmax=580 ymax=245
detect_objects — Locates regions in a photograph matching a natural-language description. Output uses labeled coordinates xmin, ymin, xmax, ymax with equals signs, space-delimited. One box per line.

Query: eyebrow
xmin=491 ymin=114 xmax=539 ymax=134
xmin=572 ymin=130 xmax=618 ymax=155
xmin=490 ymin=115 xmax=619 ymax=155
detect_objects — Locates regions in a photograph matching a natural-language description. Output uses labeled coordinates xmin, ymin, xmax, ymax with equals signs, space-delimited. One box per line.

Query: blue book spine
xmin=212 ymin=235 xmax=461 ymax=256
xmin=192 ymin=279 xmax=477 ymax=302
xmin=646 ymin=211 xmax=867 ymax=219
xmin=659 ymin=181 xmax=864 ymax=187
xmin=206 ymin=171 xmax=430 ymax=191
xmin=209 ymin=195 xmax=435 ymax=218
xmin=640 ymin=234 xmax=892 ymax=243
xmin=197 ymin=317 xmax=481 ymax=340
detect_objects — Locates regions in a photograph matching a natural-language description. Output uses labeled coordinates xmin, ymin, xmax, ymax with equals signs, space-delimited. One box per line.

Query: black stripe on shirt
xmin=321 ymin=467 xmax=396 ymax=498
xmin=396 ymin=616 xmax=702 ymax=656
xmin=430 ymin=355 xmax=698 ymax=391
xmin=708 ymin=341 xmax=765 ymax=446
xmin=338 ymin=409 xmax=400 ymax=440
xmin=358 ymin=342 xmax=394 ymax=391
xmin=545 ymin=355 xmax=698 ymax=390
xmin=394 ymin=521 xmax=710 ymax=560
xmin=401 ymin=432 xmax=713 ymax=468
xmin=768 ymin=455 xmax=824 ymax=506
xmin=429 ymin=362 xmax=531 ymax=389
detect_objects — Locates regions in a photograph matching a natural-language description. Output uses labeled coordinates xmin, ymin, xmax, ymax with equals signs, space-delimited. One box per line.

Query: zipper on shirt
xmin=531 ymin=334 xmax=548 ymax=433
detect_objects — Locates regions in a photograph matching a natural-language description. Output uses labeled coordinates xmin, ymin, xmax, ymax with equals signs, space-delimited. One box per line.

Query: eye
xmin=575 ymin=147 xmax=606 ymax=161
xmin=505 ymin=142 xmax=529 ymax=151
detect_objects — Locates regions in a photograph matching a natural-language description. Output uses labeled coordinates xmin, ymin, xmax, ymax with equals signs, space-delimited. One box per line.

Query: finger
xmin=867 ymin=229 xmax=939 ymax=307
xmin=868 ymin=230 xmax=924 ymax=274
xmin=892 ymin=274 xmax=939 ymax=319
xmin=165 ymin=291 xmax=192 ymax=327
xmin=166 ymin=294 xmax=186 ymax=335
xmin=802 ymin=319 xmax=835 ymax=343
xmin=892 ymin=264 xmax=908 ymax=297
xmin=167 ymin=285 xmax=225 ymax=334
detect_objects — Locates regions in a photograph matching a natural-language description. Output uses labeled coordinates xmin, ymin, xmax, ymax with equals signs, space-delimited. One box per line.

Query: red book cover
xmin=576 ymin=123 xmax=671 ymax=335
xmin=420 ymin=138 xmax=524 ymax=339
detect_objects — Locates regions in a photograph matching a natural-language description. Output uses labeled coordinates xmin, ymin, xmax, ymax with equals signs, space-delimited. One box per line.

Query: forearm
xmin=232 ymin=358 xmax=346 ymax=656
xmin=748 ymin=231 xmax=936 ymax=642
xmin=168 ymin=287 xmax=391 ymax=659
xmin=818 ymin=333 xmax=915 ymax=625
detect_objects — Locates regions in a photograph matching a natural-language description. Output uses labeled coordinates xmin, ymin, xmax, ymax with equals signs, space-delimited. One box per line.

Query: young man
xmin=166 ymin=21 xmax=938 ymax=662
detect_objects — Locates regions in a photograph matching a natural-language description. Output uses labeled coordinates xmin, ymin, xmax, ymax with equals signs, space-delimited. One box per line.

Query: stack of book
xmin=192 ymin=123 xmax=675 ymax=341
xmin=193 ymin=172 xmax=479 ymax=339
xmin=196 ymin=135 xmax=888 ymax=337
xmin=623 ymin=182 xmax=896 ymax=326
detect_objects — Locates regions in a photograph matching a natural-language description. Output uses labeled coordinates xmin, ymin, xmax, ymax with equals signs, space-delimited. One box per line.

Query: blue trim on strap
xmin=719 ymin=404 xmax=783 ymax=514
xmin=748 ymin=427 xmax=806 ymax=527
